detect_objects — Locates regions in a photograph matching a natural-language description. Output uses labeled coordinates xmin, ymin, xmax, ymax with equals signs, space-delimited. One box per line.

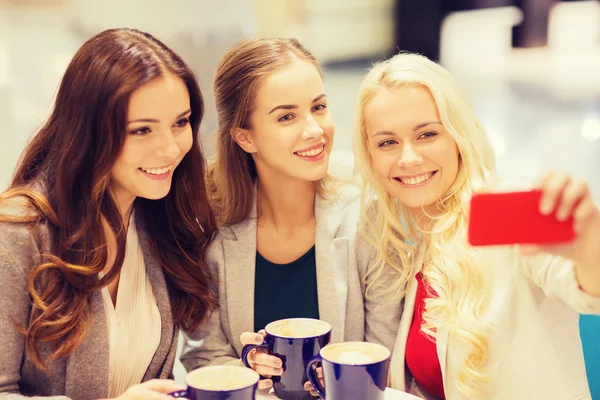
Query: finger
xmin=240 ymin=331 xmax=265 ymax=345
xmin=304 ymin=382 xmax=318 ymax=397
xmin=254 ymin=364 xmax=284 ymax=376
xmin=257 ymin=379 xmax=273 ymax=390
xmin=573 ymin=197 xmax=597 ymax=234
xmin=539 ymin=172 xmax=570 ymax=215
xmin=139 ymin=391 xmax=177 ymax=400
xmin=556 ymin=179 xmax=588 ymax=221
xmin=252 ymin=352 xmax=282 ymax=368
xmin=140 ymin=379 xmax=187 ymax=393
xmin=316 ymin=367 xmax=323 ymax=379
xmin=535 ymin=170 xmax=553 ymax=187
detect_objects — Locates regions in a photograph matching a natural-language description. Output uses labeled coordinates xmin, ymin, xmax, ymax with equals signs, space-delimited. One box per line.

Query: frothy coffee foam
xmin=187 ymin=365 xmax=258 ymax=391
xmin=322 ymin=342 xmax=390 ymax=365
xmin=266 ymin=318 xmax=331 ymax=338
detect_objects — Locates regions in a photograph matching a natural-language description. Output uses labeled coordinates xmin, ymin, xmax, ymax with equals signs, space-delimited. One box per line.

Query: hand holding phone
xmin=468 ymin=189 xmax=576 ymax=246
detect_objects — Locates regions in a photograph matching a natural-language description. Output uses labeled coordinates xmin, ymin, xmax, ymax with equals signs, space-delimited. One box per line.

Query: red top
xmin=405 ymin=272 xmax=446 ymax=399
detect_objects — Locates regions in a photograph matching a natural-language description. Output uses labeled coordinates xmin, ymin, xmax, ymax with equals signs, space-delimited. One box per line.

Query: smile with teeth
xmin=396 ymin=172 xmax=435 ymax=186
xmin=140 ymin=165 xmax=173 ymax=175
xmin=295 ymin=144 xmax=325 ymax=157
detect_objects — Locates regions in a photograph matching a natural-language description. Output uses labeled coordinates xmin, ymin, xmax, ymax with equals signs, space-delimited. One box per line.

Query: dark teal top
xmin=253 ymin=245 xmax=319 ymax=332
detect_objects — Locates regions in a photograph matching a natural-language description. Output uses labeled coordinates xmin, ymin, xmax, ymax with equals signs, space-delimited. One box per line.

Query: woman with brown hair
xmin=180 ymin=37 xmax=401 ymax=393
xmin=0 ymin=28 xmax=217 ymax=400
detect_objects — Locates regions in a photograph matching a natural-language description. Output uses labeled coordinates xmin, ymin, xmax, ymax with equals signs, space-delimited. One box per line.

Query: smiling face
xmin=234 ymin=58 xmax=334 ymax=183
xmin=110 ymin=72 xmax=193 ymax=212
xmin=365 ymin=85 xmax=460 ymax=214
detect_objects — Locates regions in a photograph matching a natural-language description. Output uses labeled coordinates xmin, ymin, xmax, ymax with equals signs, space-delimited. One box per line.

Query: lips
xmin=295 ymin=144 xmax=325 ymax=157
xmin=140 ymin=165 xmax=173 ymax=175
xmin=394 ymin=171 xmax=437 ymax=186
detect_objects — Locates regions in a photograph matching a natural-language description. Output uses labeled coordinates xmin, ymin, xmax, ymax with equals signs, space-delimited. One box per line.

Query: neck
xmin=256 ymin=176 xmax=317 ymax=229
xmin=110 ymin=186 xmax=136 ymax=229
xmin=408 ymin=207 xmax=436 ymax=245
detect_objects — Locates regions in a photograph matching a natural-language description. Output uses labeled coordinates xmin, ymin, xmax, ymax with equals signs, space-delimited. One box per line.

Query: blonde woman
xmin=353 ymin=52 xmax=600 ymax=400
xmin=180 ymin=38 xmax=401 ymax=393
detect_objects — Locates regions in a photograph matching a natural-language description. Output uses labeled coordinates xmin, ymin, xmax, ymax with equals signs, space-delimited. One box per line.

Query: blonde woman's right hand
xmin=240 ymin=330 xmax=283 ymax=390
xmin=113 ymin=379 xmax=186 ymax=400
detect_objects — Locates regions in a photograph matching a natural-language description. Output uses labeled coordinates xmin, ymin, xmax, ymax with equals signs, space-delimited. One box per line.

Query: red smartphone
xmin=468 ymin=189 xmax=576 ymax=246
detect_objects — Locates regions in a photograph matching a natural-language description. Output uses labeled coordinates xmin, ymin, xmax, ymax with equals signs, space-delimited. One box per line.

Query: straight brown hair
xmin=208 ymin=38 xmax=328 ymax=226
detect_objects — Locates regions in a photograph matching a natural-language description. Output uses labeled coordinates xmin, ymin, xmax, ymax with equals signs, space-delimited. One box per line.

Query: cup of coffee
xmin=241 ymin=318 xmax=331 ymax=400
xmin=306 ymin=341 xmax=390 ymax=400
xmin=169 ymin=365 xmax=259 ymax=399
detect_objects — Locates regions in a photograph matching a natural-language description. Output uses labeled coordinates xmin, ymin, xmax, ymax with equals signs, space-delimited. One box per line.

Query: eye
xmin=130 ymin=127 xmax=151 ymax=135
xmin=418 ymin=131 xmax=438 ymax=140
xmin=312 ymin=103 xmax=327 ymax=112
xmin=278 ymin=114 xmax=295 ymax=123
xmin=174 ymin=118 xmax=190 ymax=128
xmin=378 ymin=139 xmax=397 ymax=147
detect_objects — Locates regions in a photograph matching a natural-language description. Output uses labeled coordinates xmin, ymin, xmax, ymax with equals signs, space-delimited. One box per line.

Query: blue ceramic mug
xmin=241 ymin=318 xmax=331 ymax=400
xmin=169 ymin=365 xmax=259 ymax=400
xmin=306 ymin=341 xmax=390 ymax=400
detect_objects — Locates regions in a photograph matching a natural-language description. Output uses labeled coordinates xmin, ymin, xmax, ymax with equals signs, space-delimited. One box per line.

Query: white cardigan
xmin=390 ymin=244 xmax=600 ymax=400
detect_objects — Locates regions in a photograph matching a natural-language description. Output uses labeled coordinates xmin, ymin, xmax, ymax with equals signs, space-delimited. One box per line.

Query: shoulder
xmin=0 ymin=195 xmax=41 ymax=219
xmin=0 ymin=198 xmax=51 ymax=268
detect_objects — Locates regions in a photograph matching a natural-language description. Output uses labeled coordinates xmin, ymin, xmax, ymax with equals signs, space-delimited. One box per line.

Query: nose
xmin=155 ymin=129 xmax=180 ymax=160
xmin=301 ymin=115 xmax=324 ymax=140
xmin=397 ymin=143 xmax=423 ymax=169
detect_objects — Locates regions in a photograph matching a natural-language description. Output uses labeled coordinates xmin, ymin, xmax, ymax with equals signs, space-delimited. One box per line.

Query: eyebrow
xmin=127 ymin=109 xmax=192 ymax=124
xmin=268 ymin=94 xmax=327 ymax=114
xmin=371 ymin=121 xmax=442 ymax=138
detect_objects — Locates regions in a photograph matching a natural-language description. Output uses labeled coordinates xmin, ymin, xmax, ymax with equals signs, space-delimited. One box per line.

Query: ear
xmin=231 ymin=127 xmax=257 ymax=154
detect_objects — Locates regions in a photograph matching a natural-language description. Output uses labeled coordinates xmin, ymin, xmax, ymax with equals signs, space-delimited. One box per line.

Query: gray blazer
xmin=0 ymin=206 xmax=179 ymax=400
xmin=180 ymin=189 xmax=402 ymax=370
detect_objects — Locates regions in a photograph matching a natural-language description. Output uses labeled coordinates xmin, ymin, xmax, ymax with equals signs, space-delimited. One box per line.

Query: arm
xmin=179 ymin=309 xmax=240 ymax=371
xmin=519 ymin=172 xmax=600 ymax=314
xmin=179 ymin=238 xmax=239 ymax=371
xmin=357 ymin=235 xmax=403 ymax=352
xmin=520 ymin=252 xmax=600 ymax=315
xmin=0 ymin=220 xmax=70 ymax=400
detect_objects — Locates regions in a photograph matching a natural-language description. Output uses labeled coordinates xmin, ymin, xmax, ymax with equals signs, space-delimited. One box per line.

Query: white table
xmin=256 ymin=387 xmax=421 ymax=399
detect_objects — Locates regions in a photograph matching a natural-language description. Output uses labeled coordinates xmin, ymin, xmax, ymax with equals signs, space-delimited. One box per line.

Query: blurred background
xmin=0 ymin=0 xmax=599 ymax=396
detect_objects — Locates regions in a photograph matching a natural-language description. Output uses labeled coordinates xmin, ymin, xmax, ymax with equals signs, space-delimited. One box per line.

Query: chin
xmin=139 ymin=189 xmax=171 ymax=201
xmin=292 ymin=168 xmax=328 ymax=182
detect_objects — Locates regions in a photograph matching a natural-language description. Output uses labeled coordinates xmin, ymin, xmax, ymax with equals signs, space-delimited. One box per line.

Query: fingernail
xmin=264 ymin=380 xmax=273 ymax=388
xmin=275 ymin=368 xmax=284 ymax=375
xmin=255 ymin=334 xmax=263 ymax=341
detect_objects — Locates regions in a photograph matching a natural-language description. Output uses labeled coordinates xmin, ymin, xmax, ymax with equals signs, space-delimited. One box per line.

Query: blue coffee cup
xmin=241 ymin=318 xmax=331 ymax=400
xmin=306 ymin=341 xmax=390 ymax=400
xmin=169 ymin=365 xmax=259 ymax=399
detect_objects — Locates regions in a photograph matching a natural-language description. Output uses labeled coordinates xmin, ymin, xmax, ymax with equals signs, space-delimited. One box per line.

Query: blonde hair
xmin=354 ymin=53 xmax=497 ymax=398
xmin=209 ymin=37 xmax=331 ymax=226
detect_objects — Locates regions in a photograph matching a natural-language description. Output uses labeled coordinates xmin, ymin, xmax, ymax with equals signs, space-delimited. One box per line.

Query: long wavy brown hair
xmin=0 ymin=28 xmax=217 ymax=370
